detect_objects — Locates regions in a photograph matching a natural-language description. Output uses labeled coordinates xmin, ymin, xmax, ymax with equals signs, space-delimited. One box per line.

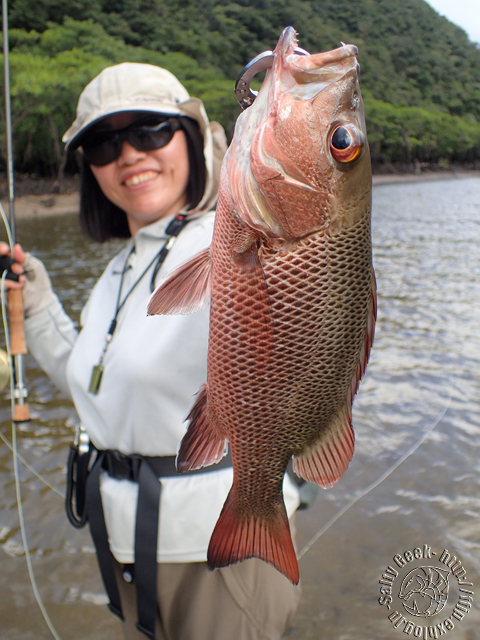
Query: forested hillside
xmin=1 ymin=0 xmax=480 ymax=174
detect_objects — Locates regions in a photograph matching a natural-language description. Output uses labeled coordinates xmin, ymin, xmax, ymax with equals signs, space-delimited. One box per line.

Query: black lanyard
xmin=88 ymin=213 xmax=190 ymax=394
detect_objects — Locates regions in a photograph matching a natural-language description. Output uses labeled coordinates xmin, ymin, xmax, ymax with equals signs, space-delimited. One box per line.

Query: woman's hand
xmin=0 ymin=242 xmax=26 ymax=289
xmin=0 ymin=243 xmax=58 ymax=318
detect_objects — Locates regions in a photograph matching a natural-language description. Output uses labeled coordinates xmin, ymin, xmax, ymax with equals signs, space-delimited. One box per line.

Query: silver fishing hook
xmin=235 ymin=47 xmax=310 ymax=110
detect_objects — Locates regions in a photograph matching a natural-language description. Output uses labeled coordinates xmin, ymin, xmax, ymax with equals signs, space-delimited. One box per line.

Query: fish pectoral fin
xmin=147 ymin=247 xmax=212 ymax=316
xmin=177 ymin=385 xmax=228 ymax=472
xmin=292 ymin=404 xmax=354 ymax=488
xmin=208 ymin=488 xmax=299 ymax=585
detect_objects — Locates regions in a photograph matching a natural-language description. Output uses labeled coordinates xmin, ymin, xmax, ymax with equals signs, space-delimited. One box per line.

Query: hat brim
xmin=64 ymin=97 xmax=208 ymax=151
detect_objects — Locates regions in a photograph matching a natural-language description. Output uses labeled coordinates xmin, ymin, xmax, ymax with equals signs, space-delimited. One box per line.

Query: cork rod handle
xmin=7 ymin=287 xmax=30 ymax=421
xmin=7 ymin=288 xmax=26 ymax=354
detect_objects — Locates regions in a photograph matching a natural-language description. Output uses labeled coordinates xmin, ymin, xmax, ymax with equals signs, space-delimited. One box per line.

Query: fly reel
xmin=0 ymin=348 xmax=11 ymax=391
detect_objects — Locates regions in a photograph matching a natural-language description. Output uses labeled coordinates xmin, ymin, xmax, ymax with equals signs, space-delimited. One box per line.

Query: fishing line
xmin=0 ymin=200 xmax=13 ymax=248
xmin=298 ymin=377 xmax=454 ymax=560
xmin=0 ymin=429 xmax=64 ymax=497
xmin=0 ymin=219 xmax=63 ymax=639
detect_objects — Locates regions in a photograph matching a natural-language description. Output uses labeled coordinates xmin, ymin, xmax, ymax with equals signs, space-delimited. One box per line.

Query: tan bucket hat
xmin=63 ymin=62 xmax=227 ymax=212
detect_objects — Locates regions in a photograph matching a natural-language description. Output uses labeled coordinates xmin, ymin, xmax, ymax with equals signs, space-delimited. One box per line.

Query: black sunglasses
xmin=81 ymin=117 xmax=181 ymax=166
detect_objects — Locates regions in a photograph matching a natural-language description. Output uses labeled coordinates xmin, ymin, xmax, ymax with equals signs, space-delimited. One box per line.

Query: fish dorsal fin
xmin=177 ymin=384 xmax=229 ymax=472
xmin=292 ymin=403 xmax=354 ymax=488
xmin=147 ymin=247 xmax=212 ymax=316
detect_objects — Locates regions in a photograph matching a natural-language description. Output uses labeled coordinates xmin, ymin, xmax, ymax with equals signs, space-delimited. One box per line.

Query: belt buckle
xmin=107 ymin=451 xmax=132 ymax=480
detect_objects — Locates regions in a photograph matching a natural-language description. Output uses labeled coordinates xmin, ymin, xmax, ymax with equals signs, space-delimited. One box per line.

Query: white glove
xmin=22 ymin=253 xmax=59 ymax=318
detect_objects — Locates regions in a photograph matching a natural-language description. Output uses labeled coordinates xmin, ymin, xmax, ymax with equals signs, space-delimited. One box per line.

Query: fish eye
xmin=330 ymin=124 xmax=363 ymax=163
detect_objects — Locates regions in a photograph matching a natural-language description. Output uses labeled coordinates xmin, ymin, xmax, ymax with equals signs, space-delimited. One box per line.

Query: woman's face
xmin=88 ymin=113 xmax=190 ymax=236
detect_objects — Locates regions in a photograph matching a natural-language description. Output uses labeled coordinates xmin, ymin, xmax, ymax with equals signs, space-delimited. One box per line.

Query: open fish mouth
xmin=284 ymin=49 xmax=358 ymax=100
xmin=273 ymin=28 xmax=359 ymax=102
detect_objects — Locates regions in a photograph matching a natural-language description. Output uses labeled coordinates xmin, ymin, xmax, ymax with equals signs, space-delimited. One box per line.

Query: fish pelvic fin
xmin=177 ymin=384 xmax=228 ymax=472
xmin=147 ymin=247 xmax=212 ymax=316
xmin=292 ymin=403 xmax=354 ymax=488
xmin=208 ymin=488 xmax=299 ymax=585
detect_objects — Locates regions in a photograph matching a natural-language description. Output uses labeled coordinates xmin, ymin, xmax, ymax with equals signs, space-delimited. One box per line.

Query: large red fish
xmin=148 ymin=27 xmax=376 ymax=585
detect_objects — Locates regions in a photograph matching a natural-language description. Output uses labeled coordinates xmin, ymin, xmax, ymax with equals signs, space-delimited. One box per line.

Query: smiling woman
xmin=64 ymin=66 xmax=211 ymax=244
xmin=0 ymin=62 xmax=302 ymax=640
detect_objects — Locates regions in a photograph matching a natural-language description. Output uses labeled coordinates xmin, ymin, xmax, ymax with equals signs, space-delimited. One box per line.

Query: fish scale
xmin=148 ymin=26 xmax=376 ymax=584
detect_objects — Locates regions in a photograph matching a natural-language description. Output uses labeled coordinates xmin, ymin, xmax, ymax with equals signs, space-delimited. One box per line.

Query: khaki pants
xmin=113 ymin=557 xmax=300 ymax=640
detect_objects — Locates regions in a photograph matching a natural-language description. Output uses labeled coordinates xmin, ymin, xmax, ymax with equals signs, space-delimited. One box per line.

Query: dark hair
xmin=78 ymin=116 xmax=206 ymax=243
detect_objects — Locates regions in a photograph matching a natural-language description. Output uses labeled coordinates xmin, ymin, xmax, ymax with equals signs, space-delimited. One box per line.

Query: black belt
xmin=67 ymin=446 xmax=232 ymax=639
xmin=102 ymin=449 xmax=233 ymax=481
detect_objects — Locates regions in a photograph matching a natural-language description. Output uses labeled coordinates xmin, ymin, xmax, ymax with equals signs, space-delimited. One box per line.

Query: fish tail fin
xmin=208 ymin=488 xmax=299 ymax=585
xmin=177 ymin=384 xmax=228 ymax=472
xmin=293 ymin=403 xmax=354 ymax=488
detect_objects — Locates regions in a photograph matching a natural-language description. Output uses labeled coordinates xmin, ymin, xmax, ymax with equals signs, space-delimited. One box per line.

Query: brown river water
xmin=1 ymin=176 xmax=480 ymax=639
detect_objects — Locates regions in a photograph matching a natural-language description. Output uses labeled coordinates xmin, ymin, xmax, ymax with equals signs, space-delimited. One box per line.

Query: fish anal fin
xmin=147 ymin=247 xmax=211 ymax=316
xmin=293 ymin=404 xmax=354 ymax=489
xmin=177 ymin=385 xmax=228 ymax=472
xmin=208 ymin=488 xmax=299 ymax=585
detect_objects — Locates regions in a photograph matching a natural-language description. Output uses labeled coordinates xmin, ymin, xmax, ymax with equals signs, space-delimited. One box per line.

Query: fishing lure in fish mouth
xmin=235 ymin=45 xmax=309 ymax=109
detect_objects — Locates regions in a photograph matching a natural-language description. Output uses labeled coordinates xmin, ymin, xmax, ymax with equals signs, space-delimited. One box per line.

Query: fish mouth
xmin=273 ymin=27 xmax=359 ymax=101
xmin=277 ymin=26 xmax=358 ymax=71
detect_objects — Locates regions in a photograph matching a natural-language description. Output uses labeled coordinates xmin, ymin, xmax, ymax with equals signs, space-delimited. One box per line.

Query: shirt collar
xmin=111 ymin=214 xmax=177 ymax=273
xmin=134 ymin=213 xmax=178 ymax=243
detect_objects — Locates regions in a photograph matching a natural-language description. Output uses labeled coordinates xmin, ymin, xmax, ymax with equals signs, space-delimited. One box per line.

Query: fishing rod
xmin=2 ymin=0 xmax=29 ymax=422
xmin=0 ymin=3 xmax=62 ymax=638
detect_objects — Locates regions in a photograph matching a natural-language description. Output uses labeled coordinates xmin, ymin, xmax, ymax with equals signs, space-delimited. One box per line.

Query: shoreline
xmin=371 ymin=168 xmax=480 ymax=186
xmin=1 ymin=192 xmax=79 ymax=220
xmin=2 ymin=169 xmax=479 ymax=221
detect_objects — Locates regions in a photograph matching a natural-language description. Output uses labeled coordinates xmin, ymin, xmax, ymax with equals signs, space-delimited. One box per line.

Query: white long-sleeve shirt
xmin=24 ymin=212 xmax=299 ymax=563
